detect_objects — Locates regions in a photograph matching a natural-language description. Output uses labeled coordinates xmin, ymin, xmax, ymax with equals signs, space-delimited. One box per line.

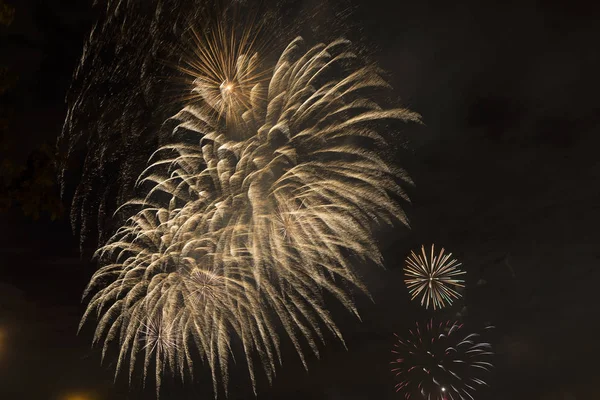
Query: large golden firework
xmin=82 ymin=31 xmax=420 ymax=397
xmin=404 ymin=244 xmax=465 ymax=310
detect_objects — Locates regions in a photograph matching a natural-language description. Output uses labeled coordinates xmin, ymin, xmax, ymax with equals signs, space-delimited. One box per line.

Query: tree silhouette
xmin=0 ymin=3 xmax=64 ymax=221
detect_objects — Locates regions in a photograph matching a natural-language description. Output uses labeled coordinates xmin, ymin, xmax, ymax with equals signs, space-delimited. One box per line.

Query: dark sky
xmin=2 ymin=1 xmax=600 ymax=399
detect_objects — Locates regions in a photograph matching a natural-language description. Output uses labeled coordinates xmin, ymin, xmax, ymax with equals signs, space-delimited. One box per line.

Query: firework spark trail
xmin=404 ymin=245 xmax=466 ymax=310
xmin=391 ymin=320 xmax=494 ymax=400
xmin=81 ymin=18 xmax=420 ymax=399
xmin=58 ymin=0 xmax=190 ymax=249
xmin=57 ymin=0 xmax=281 ymax=250
xmin=83 ymin=205 xmax=280 ymax=396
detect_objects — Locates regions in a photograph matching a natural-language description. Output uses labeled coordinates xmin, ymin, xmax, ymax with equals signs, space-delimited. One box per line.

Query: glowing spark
xmin=391 ymin=321 xmax=493 ymax=400
xmin=404 ymin=244 xmax=465 ymax=310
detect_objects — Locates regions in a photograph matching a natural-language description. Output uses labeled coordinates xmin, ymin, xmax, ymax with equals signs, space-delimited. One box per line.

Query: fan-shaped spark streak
xmin=82 ymin=34 xmax=420 ymax=398
xmin=404 ymin=244 xmax=465 ymax=310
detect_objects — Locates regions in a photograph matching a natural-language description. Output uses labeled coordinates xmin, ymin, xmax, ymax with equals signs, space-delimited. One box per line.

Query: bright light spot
xmin=61 ymin=392 xmax=96 ymax=400
xmin=441 ymin=387 xmax=446 ymax=392
xmin=221 ymin=82 xmax=233 ymax=92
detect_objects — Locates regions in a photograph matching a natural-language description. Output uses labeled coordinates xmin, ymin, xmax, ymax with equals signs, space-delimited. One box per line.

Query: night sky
xmin=2 ymin=1 xmax=600 ymax=399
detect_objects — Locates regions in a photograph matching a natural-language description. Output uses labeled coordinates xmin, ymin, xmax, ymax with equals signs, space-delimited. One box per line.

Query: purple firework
xmin=391 ymin=320 xmax=493 ymax=400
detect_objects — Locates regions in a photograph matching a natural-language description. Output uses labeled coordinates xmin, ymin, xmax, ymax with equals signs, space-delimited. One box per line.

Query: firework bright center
xmin=220 ymin=81 xmax=235 ymax=93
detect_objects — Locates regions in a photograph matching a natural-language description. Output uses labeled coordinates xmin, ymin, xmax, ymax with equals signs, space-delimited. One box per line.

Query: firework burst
xmin=82 ymin=206 xmax=279 ymax=397
xmin=404 ymin=245 xmax=465 ymax=310
xmin=391 ymin=320 xmax=493 ymax=400
xmin=178 ymin=13 xmax=272 ymax=136
xmin=82 ymin=22 xmax=420 ymax=398
xmin=140 ymin=314 xmax=180 ymax=363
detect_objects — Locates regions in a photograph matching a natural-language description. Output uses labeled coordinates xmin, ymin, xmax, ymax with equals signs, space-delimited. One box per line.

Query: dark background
xmin=1 ymin=0 xmax=600 ymax=399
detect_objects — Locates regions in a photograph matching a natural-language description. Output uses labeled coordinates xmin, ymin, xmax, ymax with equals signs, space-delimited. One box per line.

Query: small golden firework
xmin=179 ymin=17 xmax=270 ymax=137
xmin=404 ymin=244 xmax=465 ymax=310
